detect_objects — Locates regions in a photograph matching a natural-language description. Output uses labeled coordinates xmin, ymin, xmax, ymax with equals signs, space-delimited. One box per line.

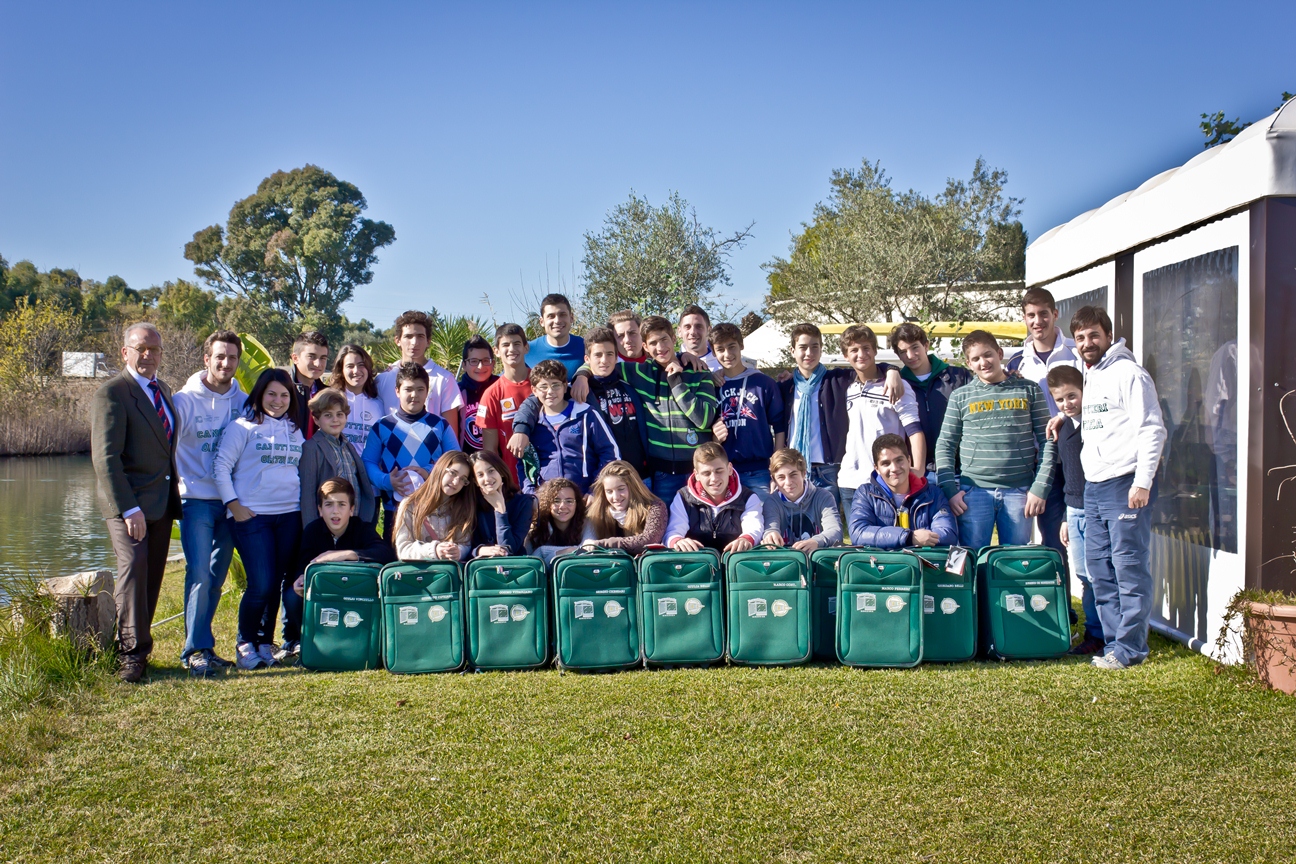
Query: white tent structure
xmin=1025 ymin=98 xmax=1296 ymax=657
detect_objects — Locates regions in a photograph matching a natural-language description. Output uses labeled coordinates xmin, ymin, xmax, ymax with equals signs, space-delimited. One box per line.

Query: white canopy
xmin=1026 ymin=99 xmax=1296 ymax=286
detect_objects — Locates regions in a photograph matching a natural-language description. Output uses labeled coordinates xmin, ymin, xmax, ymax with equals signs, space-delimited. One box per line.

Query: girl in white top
xmin=393 ymin=450 xmax=476 ymax=561
xmin=212 ymin=368 xmax=305 ymax=671
xmin=332 ymin=345 xmax=384 ymax=457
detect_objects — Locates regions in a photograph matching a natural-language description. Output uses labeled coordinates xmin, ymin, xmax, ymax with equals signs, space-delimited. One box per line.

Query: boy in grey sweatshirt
xmin=761 ymin=448 xmax=843 ymax=551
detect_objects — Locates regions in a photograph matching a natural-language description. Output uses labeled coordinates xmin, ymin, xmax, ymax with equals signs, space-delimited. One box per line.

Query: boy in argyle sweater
xmin=362 ymin=362 xmax=461 ymax=542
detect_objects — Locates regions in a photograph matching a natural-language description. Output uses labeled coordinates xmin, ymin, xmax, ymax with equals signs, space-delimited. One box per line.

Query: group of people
xmin=92 ymin=287 xmax=1166 ymax=681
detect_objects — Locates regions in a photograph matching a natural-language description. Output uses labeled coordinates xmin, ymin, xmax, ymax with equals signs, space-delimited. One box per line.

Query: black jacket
xmin=1055 ymin=416 xmax=1085 ymax=509
xmin=778 ymin=364 xmax=895 ymax=466
xmin=900 ymin=357 xmax=973 ymax=472
xmin=296 ymin=517 xmax=394 ymax=577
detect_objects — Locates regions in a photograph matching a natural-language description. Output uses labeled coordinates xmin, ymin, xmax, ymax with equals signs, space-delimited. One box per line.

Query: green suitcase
xmin=551 ymin=549 xmax=640 ymax=671
xmin=379 ymin=561 xmax=465 ymax=674
xmin=913 ymin=546 xmax=978 ymax=663
xmin=809 ymin=547 xmax=854 ymax=662
xmin=977 ymin=545 xmax=1071 ymax=660
xmin=724 ymin=547 xmax=812 ymax=666
xmin=836 ymin=550 xmax=924 ymax=667
xmin=301 ymin=562 xmax=383 ymax=671
xmin=465 ymin=556 xmax=550 ymax=670
xmin=636 ymin=548 xmax=724 ymax=667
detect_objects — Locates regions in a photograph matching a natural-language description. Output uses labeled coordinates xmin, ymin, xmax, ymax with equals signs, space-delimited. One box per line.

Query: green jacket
xmin=934 ymin=375 xmax=1056 ymax=499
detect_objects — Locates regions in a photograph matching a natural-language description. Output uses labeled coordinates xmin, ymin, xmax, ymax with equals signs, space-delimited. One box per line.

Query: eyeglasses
xmin=465 ymin=358 xmax=494 ymax=366
xmin=125 ymin=344 xmax=163 ymax=357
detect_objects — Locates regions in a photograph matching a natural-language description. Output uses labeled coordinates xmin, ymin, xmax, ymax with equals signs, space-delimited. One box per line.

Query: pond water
xmin=0 ymin=455 xmax=118 ymax=576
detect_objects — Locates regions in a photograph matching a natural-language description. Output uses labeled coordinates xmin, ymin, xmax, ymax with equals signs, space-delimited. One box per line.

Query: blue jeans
xmin=957 ymin=482 xmax=1033 ymax=549
xmin=178 ymin=499 xmax=236 ymax=660
xmin=1085 ymin=474 xmax=1154 ymax=665
xmin=653 ymin=471 xmax=690 ymax=505
xmin=1067 ymin=505 xmax=1103 ymax=641
xmin=1039 ymin=467 xmax=1069 ymax=575
xmin=232 ymin=512 xmax=302 ymax=647
xmin=738 ymin=468 xmax=773 ymax=508
xmin=810 ymin=463 xmax=841 ymax=509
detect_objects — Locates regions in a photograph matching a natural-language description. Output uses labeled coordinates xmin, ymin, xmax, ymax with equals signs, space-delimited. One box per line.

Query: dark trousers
xmin=232 ymin=512 xmax=302 ymax=646
xmin=106 ymin=516 xmax=174 ymax=659
xmin=1037 ymin=466 xmax=1075 ymax=625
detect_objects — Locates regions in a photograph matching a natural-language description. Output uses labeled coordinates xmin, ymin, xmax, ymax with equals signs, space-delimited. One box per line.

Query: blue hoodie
xmin=848 ymin=472 xmax=959 ymax=549
xmin=715 ymin=368 xmax=786 ymax=472
xmin=527 ymin=400 xmax=620 ymax=494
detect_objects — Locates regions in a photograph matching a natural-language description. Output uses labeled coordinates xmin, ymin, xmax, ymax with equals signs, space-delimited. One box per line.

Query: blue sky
xmin=1 ymin=1 xmax=1292 ymax=328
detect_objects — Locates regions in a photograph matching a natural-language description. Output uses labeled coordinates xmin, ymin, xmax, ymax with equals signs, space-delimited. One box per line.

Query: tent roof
xmin=1026 ymin=99 xmax=1296 ymax=286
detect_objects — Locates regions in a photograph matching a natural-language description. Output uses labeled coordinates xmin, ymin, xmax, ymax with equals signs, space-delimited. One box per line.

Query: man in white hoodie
xmin=1070 ymin=306 xmax=1167 ymax=670
xmin=172 ymin=331 xmax=247 ymax=677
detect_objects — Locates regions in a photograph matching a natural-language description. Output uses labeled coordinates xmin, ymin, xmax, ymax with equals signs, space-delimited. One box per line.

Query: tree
xmin=154 ymin=279 xmax=220 ymax=338
xmin=579 ymin=191 xmax=753 ymax=324
xmin=763 ymin=158 xmax=1025 ymax=326
xmin=1200 ymin=91 xmax=1295 ymax=148
xmin=184 ymin=165 xmax=396 ymax=345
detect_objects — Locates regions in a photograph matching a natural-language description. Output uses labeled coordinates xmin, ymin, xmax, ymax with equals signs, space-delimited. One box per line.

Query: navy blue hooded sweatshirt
xmin=716 ymin=369 xmax=787 ymax=472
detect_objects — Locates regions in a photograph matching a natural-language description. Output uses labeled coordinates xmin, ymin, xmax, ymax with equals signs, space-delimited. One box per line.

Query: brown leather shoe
xmin=118 ymin=656 xmax=147 ymax=683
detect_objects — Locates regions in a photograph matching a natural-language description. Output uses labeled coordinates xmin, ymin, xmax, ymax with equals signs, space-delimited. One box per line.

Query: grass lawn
xmin=3 ymin=563 xmax=1296 ymax=863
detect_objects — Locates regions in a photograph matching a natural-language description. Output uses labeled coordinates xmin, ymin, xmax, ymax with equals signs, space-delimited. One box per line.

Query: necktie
xmin=148 ymin=380 xmax=173 ymax=442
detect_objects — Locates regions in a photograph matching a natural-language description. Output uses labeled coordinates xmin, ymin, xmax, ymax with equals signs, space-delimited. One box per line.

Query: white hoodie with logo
xmin=212 ymin=415 xmax=304 ymax=515
xmin=1080 ymin=339 xmax=1167 ymax=489
xmin=172 ymin=371 xmax=247 ymax=501
xmin=343 ymin=389 xmax=384 ymax=457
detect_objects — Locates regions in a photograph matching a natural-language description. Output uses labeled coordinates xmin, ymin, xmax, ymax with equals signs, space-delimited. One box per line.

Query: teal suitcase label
xmin=809 ymin=548 xmax=853 ymax=662
xmin=724 ymin=548 xmax=811 ymax=666
xmin=466 ymin=557 xmax=549 ymax=670
xmin=301 ymin=562 xmax=383 ymax=671
xmin=637 ymin=549 xmax=724 ymax=666
xmin=977 ymin=546 xmax=1071 ymax=660
xmin=552 ymin=551 xmax=640 ymax=670
xmin=836 ymin=551 xmax=923 ymax=667
xmin=914 ymin=547 xmax=978 ymax=663
xmin=380 ymin=562 xmax=465 ymax=674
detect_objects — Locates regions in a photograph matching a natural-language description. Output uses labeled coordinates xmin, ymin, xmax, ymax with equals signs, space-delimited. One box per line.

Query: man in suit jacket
xmin=92 ymin=322 xmax=183 ymax=682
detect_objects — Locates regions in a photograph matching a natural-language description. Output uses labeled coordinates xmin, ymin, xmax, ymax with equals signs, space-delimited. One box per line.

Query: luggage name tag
xmin=945 ymin=547 xmax=969 ymax=576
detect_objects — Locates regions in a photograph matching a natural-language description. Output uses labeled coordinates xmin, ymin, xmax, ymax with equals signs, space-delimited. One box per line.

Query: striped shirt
xmin=935 ymin=376 xmax=1056 ymax=499
xmin=619 ymin=360 xmax=718 ymax=475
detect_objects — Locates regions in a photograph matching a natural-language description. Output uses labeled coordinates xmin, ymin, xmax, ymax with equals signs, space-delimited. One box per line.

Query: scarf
xmin=789 ymin=363 xmax=826 ymax=465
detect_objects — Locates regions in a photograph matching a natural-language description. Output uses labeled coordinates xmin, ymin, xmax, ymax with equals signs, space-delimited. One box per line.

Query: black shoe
xmin=205 ymin=650 xmax=234 ymax=669
xmin=188 ymin=653 xmax=220 ymax=679
xmin=1069 ymin=636 xmax=1105 ymax=656
xmin=119 ymin=656 xmax=147 ymax=683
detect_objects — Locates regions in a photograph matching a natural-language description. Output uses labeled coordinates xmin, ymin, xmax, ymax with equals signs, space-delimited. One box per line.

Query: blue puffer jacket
xmin=848 ymin=472 xmax=959 ymax=549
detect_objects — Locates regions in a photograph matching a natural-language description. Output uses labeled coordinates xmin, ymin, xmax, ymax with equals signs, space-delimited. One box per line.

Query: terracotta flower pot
xmin=1244 ymin=602 xmax=1296 ymax=695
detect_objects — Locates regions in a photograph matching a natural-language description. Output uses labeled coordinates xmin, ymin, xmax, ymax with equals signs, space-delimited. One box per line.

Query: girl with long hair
xmin=393 ymin=451 xmax=477 ymax=561
xmin=331 ymin=344 xmax=383 ymax=457
xmin=524 ymin=478 xmax=586 ymax=565
xmin=212 ymin=368 xmax=305 ymax=670
xmin=469 ymin=451 xmax=535 ymax=557
xmin=582 ymin=460 xmax=667 ymax=554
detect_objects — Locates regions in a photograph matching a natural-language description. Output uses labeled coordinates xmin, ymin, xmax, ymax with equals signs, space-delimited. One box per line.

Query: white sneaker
xmin=257 ymin=643 xmax=280 ymax=667
xmin=236 ymin=642 xmax=266 ymax=671
xmin=1091 ymin=652 xmax=1128 ymax=670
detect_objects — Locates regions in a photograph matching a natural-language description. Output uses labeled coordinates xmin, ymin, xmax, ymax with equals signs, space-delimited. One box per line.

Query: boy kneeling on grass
xmin=293 ymin=478 xmax=395 ymax=597
xmin=665 ymin=442 xmax=764 ymax=553
xmin=848 ymin=433 xmax=958 ymax=549
xmin=761 ymin=448 xmax=842 ymax=552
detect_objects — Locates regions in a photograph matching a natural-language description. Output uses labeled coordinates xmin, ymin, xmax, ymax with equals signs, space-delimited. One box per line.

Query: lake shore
xmin=0 ymin=381 xmax=96 ymax=457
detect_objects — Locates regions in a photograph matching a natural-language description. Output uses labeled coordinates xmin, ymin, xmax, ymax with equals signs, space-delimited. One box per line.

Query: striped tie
xmin=148 ymin=380 xmax=173 ymax=442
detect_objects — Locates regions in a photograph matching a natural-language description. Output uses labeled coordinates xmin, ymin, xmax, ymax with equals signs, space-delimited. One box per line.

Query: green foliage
xmin=184 ymin=165 xmax=396 ymax=347
xmin=366 ymin=310 xmax=487 ymax=374
xmin=764 ymin=158 xmax=1025 ymax=326
xmin=153 ymin=279 xmax=220 ymax=338
xmin=0 ymin=570 xmax=115 ymax=715
xmin=580 ymin=190 xmax=753 ymax=324
xmin=1200 ymin=90 xmax=1295 ymax=149
xmin=0 ymin=298 xmax=83 ymax=398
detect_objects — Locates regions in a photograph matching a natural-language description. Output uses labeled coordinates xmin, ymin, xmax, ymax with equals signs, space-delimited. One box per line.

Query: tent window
xmin=1056 ymin=286 xmax=1108 ymax=339
xmin=1142 ymin=246 xmax=1239 ymax=555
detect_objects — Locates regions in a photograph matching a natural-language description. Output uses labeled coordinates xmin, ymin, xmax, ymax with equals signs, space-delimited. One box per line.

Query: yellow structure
xmin=817 ymin=321 xmax=1027 ymax=342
